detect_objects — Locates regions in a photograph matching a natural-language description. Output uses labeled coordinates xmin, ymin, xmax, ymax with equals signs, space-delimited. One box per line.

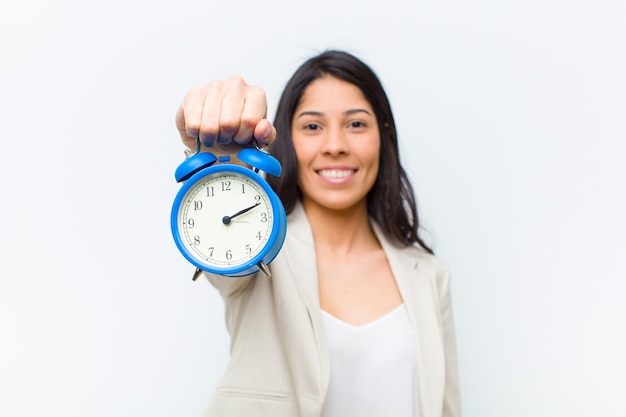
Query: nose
xmin=321 ymin=127 xmax=349 ymax=156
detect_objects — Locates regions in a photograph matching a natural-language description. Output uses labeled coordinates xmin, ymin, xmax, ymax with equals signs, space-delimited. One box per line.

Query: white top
xmin=320 ymin=304 xmax=420 ymax=417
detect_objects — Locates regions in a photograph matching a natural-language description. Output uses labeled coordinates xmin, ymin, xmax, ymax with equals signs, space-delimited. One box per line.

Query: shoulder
xmin=402 ymin=244 xmax=450 ymax=278
xmin=373 ymin=223 xmax=452 ymax=289
xmin=371 ymin=219 xmax=446 ymax=269
xmin=411 ymin=246 xmax=448 ymax=271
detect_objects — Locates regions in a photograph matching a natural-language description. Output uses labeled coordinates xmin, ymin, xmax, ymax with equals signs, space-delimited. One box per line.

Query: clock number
xmin=254 ymin=195 xmax=261 ymax=203
xmin=208 ymin=247 xmax=214 ymax=257
xmin=206 ymin=186 xmax=215 ymax=197
xmin=194 ymin=201 xmax=203 ymax=210
xmin=187 ymin=218 xmax=195 ymax=229
xmin=260 ymin=212 xmax=267 ymax=223
xmin=245 ymin=244 xmax=251 ymax=254
xmin=256 ymin=231 xmax=262 ymax=240
xmin=193 ymin=236 xmax=201 ymax=245
xmin=221 ymin=181 xmax=231 ymax=191
xmin=226 ymin=250 xmax=233 ymax=260
xmin=241 ymin=184 xmax=246 ymax=194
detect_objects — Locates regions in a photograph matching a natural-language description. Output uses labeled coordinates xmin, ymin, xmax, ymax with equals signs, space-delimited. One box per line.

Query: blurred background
xmin=1 ymin=0 xmax=624 ymax=416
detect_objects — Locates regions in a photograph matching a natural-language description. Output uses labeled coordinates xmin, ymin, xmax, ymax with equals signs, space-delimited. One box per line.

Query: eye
xmin=303 ymin=123 xmax=320 ymax=130
xmin=350 ymin=121 xmax=366 ymax=128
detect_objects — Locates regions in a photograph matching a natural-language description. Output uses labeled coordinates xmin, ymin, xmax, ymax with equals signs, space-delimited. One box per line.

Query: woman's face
xmin=291 ymin=76 xmax=380 ymax=213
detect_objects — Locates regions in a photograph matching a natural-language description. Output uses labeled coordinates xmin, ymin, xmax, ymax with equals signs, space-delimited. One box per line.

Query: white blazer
xmin=202 ymin=202 xmax=461 ymax=417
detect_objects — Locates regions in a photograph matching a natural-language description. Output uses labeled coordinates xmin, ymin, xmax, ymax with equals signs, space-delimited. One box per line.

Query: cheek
xmin=292 ymin=138 xmax=315 ymax=169
xmin=369 ymin=158 xmax=381 ymax=186
xmin=366 ymin=141 xmax=381 ymax=171
xmin=364 ymin=143 xmax=382 ymax=189
xmin=292 ymin=139 xmax=312 ymax=186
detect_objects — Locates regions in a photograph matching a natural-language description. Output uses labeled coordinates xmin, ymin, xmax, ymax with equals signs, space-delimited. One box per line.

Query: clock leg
xmin=192 ymin=267 xmax=203 ymax=281
xmin=257 ymin=261 xmax=271 ymax=278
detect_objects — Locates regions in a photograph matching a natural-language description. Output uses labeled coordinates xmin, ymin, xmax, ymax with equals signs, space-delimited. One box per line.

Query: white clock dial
xmin=177 ymin=171 xmax=274 ymax=268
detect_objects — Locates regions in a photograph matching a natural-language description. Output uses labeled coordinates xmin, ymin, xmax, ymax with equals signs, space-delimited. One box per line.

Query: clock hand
xmin=222 ymin=202 xmax=261 ymax=225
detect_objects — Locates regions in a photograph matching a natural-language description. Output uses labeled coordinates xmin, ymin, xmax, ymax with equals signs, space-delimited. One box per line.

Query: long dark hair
xmin=267 ymin=50 xmax=433 ymax=254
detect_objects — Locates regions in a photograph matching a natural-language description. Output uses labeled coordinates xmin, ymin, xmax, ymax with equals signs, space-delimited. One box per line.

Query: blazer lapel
xmin=374 ymin=224 xmax=445 ymax=417
xmin=282 ymin=203 xmax=321 ymax=311
xmin=271 ymin=202 xmax=329 ymax=414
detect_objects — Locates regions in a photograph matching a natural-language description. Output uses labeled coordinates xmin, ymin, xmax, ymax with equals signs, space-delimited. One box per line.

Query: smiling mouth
xmin=317 ymin=169 xmax=356 ymax=179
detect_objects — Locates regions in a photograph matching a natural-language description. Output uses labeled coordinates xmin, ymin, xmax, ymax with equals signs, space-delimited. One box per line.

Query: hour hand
xmin=222 ymin=202 xmax=260 ymax=224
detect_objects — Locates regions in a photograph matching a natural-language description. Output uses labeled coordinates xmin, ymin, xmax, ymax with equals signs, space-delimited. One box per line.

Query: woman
xmin=176 ymin=50 xmax=461 ymax=417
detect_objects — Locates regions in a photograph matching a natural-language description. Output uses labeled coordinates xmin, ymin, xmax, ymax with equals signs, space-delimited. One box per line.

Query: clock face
xmin=175 ymin=170 xmax=275 ymax=270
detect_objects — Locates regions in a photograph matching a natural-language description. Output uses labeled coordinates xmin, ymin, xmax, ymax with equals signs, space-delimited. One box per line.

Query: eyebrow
xmin=295 ymin=108 xmax=372 ymax=119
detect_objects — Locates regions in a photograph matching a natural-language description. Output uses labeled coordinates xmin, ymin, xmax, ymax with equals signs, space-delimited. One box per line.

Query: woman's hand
xmin=175 ymin=75 xmax=277 ymax=153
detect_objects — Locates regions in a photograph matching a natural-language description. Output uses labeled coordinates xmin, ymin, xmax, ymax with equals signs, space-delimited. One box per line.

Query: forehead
xmin=297 ymin=76 xmax=373 ymax=113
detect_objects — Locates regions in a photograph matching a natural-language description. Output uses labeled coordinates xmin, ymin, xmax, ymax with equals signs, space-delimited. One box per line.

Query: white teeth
xmin=318 ymin=169 xmax=355 ymax=179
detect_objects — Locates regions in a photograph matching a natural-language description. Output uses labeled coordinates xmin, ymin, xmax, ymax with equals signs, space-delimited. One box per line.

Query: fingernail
xmin=200 ymin=134 xmax=217 ymax=147
xmin=261 ymin=123 xmax=271 ymax=139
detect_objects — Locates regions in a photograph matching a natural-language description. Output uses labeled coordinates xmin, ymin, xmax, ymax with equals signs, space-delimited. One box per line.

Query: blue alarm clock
xmin=171 ymin=140 xmax=287 ymax=279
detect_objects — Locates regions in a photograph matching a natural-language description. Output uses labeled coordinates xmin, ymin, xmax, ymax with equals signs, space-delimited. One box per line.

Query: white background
xmin=1 ymin=0 xmax=624 ymax=416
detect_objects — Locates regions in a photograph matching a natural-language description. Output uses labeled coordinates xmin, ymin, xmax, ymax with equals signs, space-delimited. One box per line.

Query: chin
xmin=305 ymin=194 xmax=368 ymax=213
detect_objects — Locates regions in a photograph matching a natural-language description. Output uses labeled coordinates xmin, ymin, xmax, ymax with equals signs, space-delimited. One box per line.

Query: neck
xmin=301 ymin=199 xmax=379 ymax=255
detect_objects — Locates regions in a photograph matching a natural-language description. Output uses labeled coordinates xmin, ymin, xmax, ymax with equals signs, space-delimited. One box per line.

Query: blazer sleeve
xmin=202 ymin=271 xmax=255 ymax=299
xmin=437 ymin=263 xmax=462 ymax=417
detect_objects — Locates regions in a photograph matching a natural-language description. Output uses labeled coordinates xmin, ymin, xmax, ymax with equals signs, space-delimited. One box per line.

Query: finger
xmin=218 ymin=85 xmax=246 ymax=145
xmin=253 ymin=119 xmax=276 ymax=145
xmin=198 ymin=82 xmax=226 ymax=147
xmin=233 ymin=85 xmax=268 ymax=144
xmin=177 ymin=86 xmax=206 ymax=141
xmin=175 ymin=104 xmax=197 ymax=150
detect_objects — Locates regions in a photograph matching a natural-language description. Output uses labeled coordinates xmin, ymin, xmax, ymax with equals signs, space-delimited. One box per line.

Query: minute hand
xmin=222 ymin=202 xmax=261 ymax=225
